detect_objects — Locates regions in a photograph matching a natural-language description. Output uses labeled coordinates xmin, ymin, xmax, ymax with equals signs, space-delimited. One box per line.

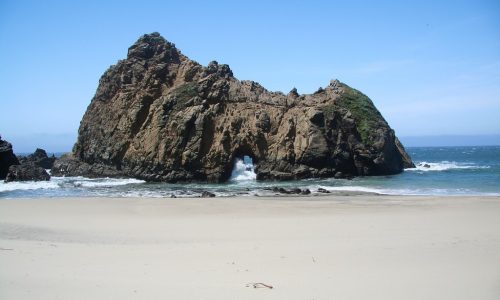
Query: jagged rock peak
xmin=53 ymin=32 xmax=414 ymax=182
xmin=206 ymin=61 xmax=233 ymax=78
xmin=288 ymin=87 xmax=299 ymax=98
xmin=127 ymin=32 xmax=177 ymax=60
xmin=18 ymin=148 xmax=56 ymax=169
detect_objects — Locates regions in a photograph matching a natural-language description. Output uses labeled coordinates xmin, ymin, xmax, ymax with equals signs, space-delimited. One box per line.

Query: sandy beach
xmin=1 ymin=195 xmax=499 ymax=299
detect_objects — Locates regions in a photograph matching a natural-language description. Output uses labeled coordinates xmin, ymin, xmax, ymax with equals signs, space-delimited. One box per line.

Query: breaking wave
xmin=0 ymin=180 xmax=60 ymax=192
xmin=0 ymin=176 xmax=145 ymax=193
xmin=407 ymin=161 xmax=490 ymax=172
xmin=62 ymin=177 xmax=145 ymax=188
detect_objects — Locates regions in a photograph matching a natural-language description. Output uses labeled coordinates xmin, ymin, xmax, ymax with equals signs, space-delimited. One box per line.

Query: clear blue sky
xmin=1 ymin=0 xmax=499 ymax=152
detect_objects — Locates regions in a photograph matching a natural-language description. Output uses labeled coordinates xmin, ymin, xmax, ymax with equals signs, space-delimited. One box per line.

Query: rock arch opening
xmin=230 ymin=155 xmax=257 ymax=181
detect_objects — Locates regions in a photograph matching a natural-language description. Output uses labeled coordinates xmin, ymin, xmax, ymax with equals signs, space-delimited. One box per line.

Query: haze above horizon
xmin=1 ymin=0 xmax=499 ymax=152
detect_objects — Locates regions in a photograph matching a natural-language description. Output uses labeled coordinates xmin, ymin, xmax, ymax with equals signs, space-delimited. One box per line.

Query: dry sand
xmin=1 ymin=195 xmax=500 ymax=299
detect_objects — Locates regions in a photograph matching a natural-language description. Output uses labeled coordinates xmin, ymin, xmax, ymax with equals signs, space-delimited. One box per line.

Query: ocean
xmin=1 ymin=146 xmax=499 ymax=198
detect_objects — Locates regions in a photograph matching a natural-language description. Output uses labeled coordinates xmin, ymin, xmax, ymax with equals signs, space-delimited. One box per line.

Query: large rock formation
xmin=0 ymin=135 xmax=20 ymax=180
xmin=53 ymin=32 xmax=414 ymax=182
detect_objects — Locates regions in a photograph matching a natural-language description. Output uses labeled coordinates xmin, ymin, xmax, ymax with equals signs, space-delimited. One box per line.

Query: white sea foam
xmin=0 ymin=180 xmax=60 ymax=192
xmin=314 ymin=185 xmax=497 ymax=196
xmin=68 ymin=177 xmax=145 ymax=188
xmin=230 ymin=156 xmax=257 ymax=181
xmin=0 ymin=176 xmax=145 ymax=193
xmin=407 ymin=161 xmax=490 ymax=172
xmin=317 ymin=185 xmax=385 ymax=194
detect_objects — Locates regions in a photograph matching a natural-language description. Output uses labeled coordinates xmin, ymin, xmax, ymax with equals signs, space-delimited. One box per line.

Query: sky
xmin=1 ymin=0 xmax=499 ymax=152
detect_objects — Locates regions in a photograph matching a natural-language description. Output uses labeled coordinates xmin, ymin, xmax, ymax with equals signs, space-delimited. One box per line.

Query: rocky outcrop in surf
xmin=53 ymin=32 xmax=414 ymax=182
xmin=5 ymin=163 xmax=50 ymax=182
xmin=0 ymin=138 xmax=52 ymax=182
xmin=18 ymin=148 xmax=56 ymax=169
xmin=0 ymin=136 xmax=19 ymax=180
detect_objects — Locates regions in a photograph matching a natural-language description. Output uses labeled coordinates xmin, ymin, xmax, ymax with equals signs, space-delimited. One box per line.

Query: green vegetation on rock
xmin=322 ymin=104 xmax=336 ymax=118
xmin=337 ymin=85 xmax=386 ymax=144
xmin=173 ymin=82 xmax=198 ymax=102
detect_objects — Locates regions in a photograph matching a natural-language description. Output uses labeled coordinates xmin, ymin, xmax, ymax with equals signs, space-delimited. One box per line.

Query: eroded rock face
xmin=53 ymin=32 xmax=414 ymax=182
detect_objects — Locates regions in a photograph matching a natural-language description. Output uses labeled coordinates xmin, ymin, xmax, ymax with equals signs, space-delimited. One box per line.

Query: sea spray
xmin=230 ymin=156 xmax=257 ymax=181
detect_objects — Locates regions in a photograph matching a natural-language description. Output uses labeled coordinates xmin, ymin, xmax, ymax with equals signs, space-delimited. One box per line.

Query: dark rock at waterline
xmin=55 ymin=32 xmax=414 ymax=182
xmin=270 ymin=187 xmax=280 ymax=193
xmin=270 ymin=187 xmax=311 ymax=195
xmin=18 ymin=148 xmax=56 ymax=169
xmin=0 ymin=137 xmax=56 ymax=182
xmin=0 ymin=136 xmax=20 ymax=180
xmin=271 ymin=187 xmax=288 ymax=194
xmin=317 ymin=188 xmax=331 ymax=193
xmin=5 ymin=162 xmax=50 ymax=182
xmin=301 ymin=189 xmax=311 ymax=195
xmin=201 ymin=191 xmax=216 ymax=198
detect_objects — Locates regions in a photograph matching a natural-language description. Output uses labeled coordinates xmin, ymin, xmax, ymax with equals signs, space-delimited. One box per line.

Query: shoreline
xmin=3 ymin=191 xmax=500 ymax=199
xmin=1 ymin=195 xmax=500 ymax=299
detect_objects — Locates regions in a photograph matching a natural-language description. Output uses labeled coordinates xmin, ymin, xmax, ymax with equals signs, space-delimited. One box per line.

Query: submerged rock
xmin=201 ymin=191 xmax=216 ymax=198
xmin=55 ymin=32 xmax=414 ymax=182
xmin=270 ymin=187 xmax=311 ymax=195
